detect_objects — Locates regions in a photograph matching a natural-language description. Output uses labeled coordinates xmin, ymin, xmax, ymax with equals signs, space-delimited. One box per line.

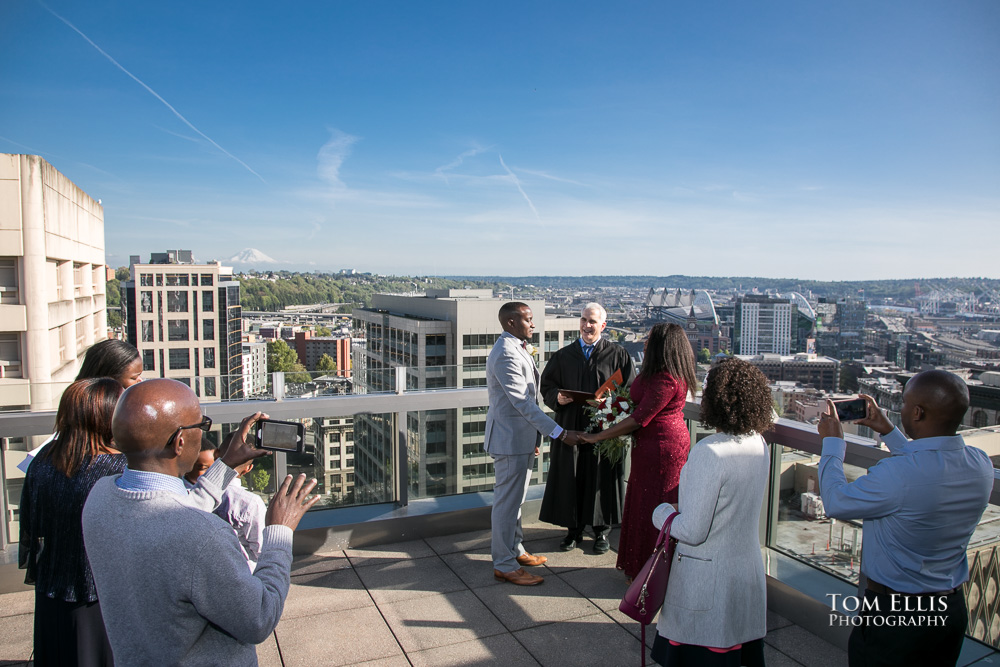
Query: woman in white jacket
xmin=650 ymin=357 xmax=773 ymax=667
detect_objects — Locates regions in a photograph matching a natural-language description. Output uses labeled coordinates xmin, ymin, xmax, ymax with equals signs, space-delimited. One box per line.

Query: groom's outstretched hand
xmin=560 ymin=430 xmax=583 ymax=446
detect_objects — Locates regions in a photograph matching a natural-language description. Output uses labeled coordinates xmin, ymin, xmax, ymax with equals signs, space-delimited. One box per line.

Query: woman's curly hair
xmin=700 ymin=357 xmax=774 ymax=436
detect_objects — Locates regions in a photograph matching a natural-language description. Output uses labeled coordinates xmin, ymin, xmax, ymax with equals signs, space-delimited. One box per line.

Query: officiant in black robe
xmin=539 ymin=305 xmax=635 ymax=553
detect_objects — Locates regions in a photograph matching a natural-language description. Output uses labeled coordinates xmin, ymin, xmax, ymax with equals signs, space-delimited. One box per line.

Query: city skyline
xmin=2 ymin=1 xmax=997 ymax=279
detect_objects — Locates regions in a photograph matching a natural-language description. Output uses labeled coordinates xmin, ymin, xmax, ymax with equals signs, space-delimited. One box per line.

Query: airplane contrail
xmin=498 ymin=154 xmax=539 ymax=219
xmin=38 ymin=1 xmax=265 ymax=183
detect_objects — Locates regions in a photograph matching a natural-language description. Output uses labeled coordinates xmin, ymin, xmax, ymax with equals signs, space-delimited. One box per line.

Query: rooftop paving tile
xmin=407 ymin=634 xmax=540 ymax=667
xmin=275 ymin=605 xmax=402 ymax=667
xmin=604 ymin=607 xmax=658 ymax=648
xmin=424 ymin=529 xmax=492 ymax=556
xmin=438 ymin=547 xmax=504 ymax=591
xmin=355 ymin=555 xmax=466 ymax=606
xmin=512 ymin=611 xmax=644 ymax=667
xmin=0 ymin=613 xmax=33 ymax=664
xmin=764 ymin=643 xmax=808 ymax=667
xmin=0 ymin=591 xmax=33 ymax=619
xmin=557 ymin=564 xmax=631 ymax=612
xmin=377 ymin=589 xmax=508 ymax=653
xmin=768 ymin=609 xmax=797 ymax=632
xmin=348 ymin=656 xmax=412 ymax=667
xmin=764 ymin=624 xmax=848 ymax=667
xmin=283 ymin=568 xmax=373 ymax=619
xmin=344 ymin=539 xmax=435 ymax=568
xmin=522 ymin=536 xmax=620 ymax=574
xmin=471 ymin=573 xmax=604 ymax=632
xmin=288 ymin=550 xmax=352 ymax=577
xmin=257 ymin=633 xmax=282 ymax=667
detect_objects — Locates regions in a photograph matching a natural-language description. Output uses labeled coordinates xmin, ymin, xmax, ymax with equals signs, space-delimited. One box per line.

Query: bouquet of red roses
xmin=585 ymin=382 xmax=634 ymax=465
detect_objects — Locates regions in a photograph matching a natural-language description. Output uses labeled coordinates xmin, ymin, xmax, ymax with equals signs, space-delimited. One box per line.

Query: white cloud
xmin=317 ymin=129 xmax=360 ymax=189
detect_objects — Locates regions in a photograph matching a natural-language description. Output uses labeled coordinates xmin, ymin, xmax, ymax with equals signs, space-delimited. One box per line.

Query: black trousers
xmin=848 ymin=588 xmax=967 ymax=667
xmin=567 ymin=524 xmax=610 ymax=539
xmin=33 ymin=591 xmax=114 ymax=667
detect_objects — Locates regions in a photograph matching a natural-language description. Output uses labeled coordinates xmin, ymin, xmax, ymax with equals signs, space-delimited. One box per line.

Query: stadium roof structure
xmin=645 ymin=288 xmax=719 ymax=324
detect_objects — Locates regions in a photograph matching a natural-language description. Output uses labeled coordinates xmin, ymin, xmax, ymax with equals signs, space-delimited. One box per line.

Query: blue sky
xmin=2 ymin=1 xmax=997 ymax=279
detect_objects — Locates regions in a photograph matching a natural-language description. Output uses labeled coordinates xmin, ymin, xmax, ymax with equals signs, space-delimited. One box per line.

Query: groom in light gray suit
xmin=486 ymin=302 xmax=582 ymax=586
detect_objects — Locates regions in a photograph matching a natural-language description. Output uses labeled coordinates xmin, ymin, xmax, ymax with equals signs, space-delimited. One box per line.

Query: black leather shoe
xmin=560 ymin=534 xmax=580 ymax=551
xmin=593 ymin=536 xmax=610 ymax=554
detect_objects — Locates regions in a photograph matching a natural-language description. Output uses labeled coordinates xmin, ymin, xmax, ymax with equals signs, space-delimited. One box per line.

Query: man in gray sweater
xmin=82 ymin=379 xmax=318 ymax=667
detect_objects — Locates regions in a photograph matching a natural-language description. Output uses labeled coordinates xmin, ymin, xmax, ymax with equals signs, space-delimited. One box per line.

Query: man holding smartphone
xmin=83 ymin=379 xmax=319 ymax=666
xmin=817 ymin=370 xmax=992 ymax=667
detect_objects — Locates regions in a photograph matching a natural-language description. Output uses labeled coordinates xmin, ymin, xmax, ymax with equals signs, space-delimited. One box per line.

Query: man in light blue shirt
xmin=818 ymin=370 xmax=993 ymax=667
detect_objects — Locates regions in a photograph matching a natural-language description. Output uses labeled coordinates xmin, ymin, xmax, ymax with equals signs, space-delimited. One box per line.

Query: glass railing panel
xmin=278 ymin=412 xmax=393 ymax=508
xmin=278 ymin=370 xmax=355 ymax=398
xmin=767 ymin=443 xmax=866 ymax=586
xmin=963 ymin=503 xmax=1000 ymax=649
xmin=763 ymin=438 xmax=1000 ymax=649
xmin=178 ymin=415 xmax=395 ymax=510
xmin=406 ymin=406 xmax=548 ymax=501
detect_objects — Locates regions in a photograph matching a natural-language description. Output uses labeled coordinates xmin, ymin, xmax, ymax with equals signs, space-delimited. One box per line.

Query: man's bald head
xmin=902 ymin=370 xmax=970 ymax=437
xmin=112 ymin=379 xmax=202 ymax=459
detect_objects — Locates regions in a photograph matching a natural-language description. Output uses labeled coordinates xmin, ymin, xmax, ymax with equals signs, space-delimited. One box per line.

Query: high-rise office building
xmin=834 ymin=296 xmax=868 ymax=360
xmin=121 ymin=251 xmax=243 ymax=401
xmin=352 ymin=290 xmax=578 ymax=502
xmin=735 ymin=295 xmax=793 ymax=356
xmin=242 ymin=335 xmax=267 ymax=396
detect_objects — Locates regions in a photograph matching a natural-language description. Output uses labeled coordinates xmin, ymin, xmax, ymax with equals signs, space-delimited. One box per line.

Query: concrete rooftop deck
xmin=0 ymin=520 xmax=849 ymax=667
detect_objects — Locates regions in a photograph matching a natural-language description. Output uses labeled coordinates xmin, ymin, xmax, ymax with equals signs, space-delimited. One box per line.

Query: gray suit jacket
xmin=652 ymin=432 xmax=770 ymax=647
xmin=484 ymin=332 xmax=558 ymax=456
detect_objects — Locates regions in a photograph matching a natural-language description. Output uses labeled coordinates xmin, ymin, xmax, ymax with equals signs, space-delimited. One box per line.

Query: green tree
xmin=316 ymin=353 xmax=337 ymax=373
xmin=697 ymin=348 xmax=712 ymax=363
xmin=115 ymin=266 xmax=130 ymax=281
xmin=286 ymin=363 xmax=313 ymax=384
xmin=266 ymin=339 xmax=300 ymax=373
xmin=315 ymin=325 xmax=333 ymax=337
xmin=249 ymin=468 xmax=271 ymax=493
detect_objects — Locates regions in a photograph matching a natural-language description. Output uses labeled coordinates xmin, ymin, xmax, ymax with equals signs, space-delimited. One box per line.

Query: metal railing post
xmin=395 ymin=410 xmax=408 ymax=507
xmin=0 ymin=441 xmax=8 ymax=550
xmin=273 ymin=372 xmax=285 ymax=401
xmin=393 ymin=366 xmax=408 ymax=506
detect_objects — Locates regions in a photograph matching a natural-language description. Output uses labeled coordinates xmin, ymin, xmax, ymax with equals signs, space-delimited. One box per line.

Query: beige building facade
xmin=122 ymin=252 xmax=243 ymax=402
xmin=0 ymin=154 xmax=107 ymax=543
xmin=0 ymin=154 xmax=108 ymax=412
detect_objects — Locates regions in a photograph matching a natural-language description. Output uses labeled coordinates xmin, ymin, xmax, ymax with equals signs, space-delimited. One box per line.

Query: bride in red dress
xmin=581 ymin=323 xmax=697 ymax=578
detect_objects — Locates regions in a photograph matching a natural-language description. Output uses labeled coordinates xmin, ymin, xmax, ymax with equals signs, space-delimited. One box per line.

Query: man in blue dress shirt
xmin=818 ymin=370 xmax=993 ymax=667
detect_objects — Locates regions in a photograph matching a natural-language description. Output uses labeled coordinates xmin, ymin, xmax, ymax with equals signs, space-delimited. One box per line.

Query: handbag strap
xmin=653 ymin=510 xmax=678 ymax=551
xmin=636 ymin=511 xmax=678 ymax=592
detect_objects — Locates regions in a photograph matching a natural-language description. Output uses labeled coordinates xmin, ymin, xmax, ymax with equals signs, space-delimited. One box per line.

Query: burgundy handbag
xmin=620 ymin=511 xmax=678 ymax=666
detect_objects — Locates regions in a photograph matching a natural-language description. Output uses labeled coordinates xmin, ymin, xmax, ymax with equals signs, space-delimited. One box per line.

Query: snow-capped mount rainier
xmin=228 ymin=248 xmax=277 ymax=264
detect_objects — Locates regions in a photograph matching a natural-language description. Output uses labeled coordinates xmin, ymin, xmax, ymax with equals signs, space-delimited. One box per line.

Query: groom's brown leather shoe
xmin=494 ymin=568 xmax=544 ymax=586
xmin=516 ymin=553 xmax=547 ymax=567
